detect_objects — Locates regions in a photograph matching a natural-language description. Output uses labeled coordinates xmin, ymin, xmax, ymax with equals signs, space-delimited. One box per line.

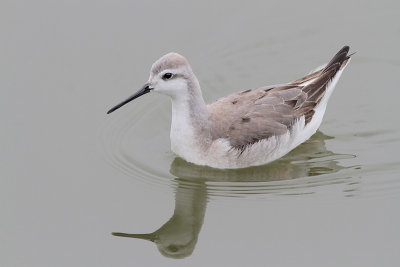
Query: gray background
xmin=2 ymin=0 xmax=400 ymax=266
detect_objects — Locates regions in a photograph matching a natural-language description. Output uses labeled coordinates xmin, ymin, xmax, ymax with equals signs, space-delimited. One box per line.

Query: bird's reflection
xmin=113 ymin=181 xmax=207 ymax=258
xmin=112 ymin=131 xmax=351 ymax=258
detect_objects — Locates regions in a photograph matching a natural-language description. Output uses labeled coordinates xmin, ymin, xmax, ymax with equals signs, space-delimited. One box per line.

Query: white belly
xmin=202 ymin=109 xmax=325 ymax=169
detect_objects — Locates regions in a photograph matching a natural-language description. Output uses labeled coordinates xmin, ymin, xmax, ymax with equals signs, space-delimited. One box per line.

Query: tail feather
xmin=290 ymin=45 xmax=352 ymax=86
xmin=322 ymin=45 xmax=350 ymax=73
xmin=292 ymin=45 xmax=353 ymax=125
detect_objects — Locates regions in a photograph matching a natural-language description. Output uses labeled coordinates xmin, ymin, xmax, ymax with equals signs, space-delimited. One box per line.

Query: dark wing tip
xmin=323 ymin=45 xmax=352 ymax=73
xmin=341 ymin=45 xmax=350 ymax=53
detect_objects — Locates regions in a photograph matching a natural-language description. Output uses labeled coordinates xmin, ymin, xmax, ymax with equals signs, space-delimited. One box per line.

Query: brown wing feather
xmin=208 ymin=46 xmax=352 ymax=151
xmin=225 ymin=87 xmax=305 ymax=151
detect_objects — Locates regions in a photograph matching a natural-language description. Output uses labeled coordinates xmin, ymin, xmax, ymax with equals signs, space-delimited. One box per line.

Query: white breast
xmin=170 ymin=97 xmax=208 ymax=165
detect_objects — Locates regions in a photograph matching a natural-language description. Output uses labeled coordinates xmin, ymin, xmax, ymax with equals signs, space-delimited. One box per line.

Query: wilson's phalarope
xmin=107 ymin=46 xmax=352 ymax=169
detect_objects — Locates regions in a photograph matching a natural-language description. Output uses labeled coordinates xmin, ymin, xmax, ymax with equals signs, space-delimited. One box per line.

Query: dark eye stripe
xmin=162 ymin=73 xmax=173 ymax=80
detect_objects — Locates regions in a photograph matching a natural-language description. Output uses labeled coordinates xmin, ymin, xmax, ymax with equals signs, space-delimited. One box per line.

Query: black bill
xmin=107 ymin=83 xmax=152 ymax=114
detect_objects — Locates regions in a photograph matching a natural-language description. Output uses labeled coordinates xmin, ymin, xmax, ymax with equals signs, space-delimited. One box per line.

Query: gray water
xmin=2 ymin=1 xmax=400 ymax=266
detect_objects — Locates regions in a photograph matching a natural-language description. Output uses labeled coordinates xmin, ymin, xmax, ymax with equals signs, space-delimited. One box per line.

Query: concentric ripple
xmin=99 ymin=96 xmax=374 ymax=199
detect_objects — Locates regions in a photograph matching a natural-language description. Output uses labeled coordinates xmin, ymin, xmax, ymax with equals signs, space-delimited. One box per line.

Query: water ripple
xmin=99 ymin=99 xmax=376 ymax=199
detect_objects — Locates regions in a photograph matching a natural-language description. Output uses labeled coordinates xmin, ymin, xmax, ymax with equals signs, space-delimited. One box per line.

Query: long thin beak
xmin=112 ymin=232 xmax=157 ymax=242
xmin=107 ymin=83 xmax=152 ymax=114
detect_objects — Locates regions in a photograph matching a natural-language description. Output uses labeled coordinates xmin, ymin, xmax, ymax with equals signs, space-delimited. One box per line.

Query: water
xmin=2 ymin=0 xmax=400 ymax=266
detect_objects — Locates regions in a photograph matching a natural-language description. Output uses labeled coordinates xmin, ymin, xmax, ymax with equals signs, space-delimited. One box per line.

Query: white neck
xmin=169 ymin=92 xmax=210 ymax=162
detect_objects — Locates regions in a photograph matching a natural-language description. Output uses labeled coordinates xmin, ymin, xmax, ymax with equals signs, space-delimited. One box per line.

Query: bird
xmin=107 ymin=46 xmax=352 ymax=169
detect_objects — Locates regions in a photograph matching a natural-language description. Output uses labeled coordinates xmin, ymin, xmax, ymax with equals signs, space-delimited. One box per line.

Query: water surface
xmin=2 ymin=0 xmax=400 ymax=266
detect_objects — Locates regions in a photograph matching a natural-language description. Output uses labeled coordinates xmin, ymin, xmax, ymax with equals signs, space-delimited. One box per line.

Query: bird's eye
xmin=162 ymin=73 xmax=173 ymax=80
